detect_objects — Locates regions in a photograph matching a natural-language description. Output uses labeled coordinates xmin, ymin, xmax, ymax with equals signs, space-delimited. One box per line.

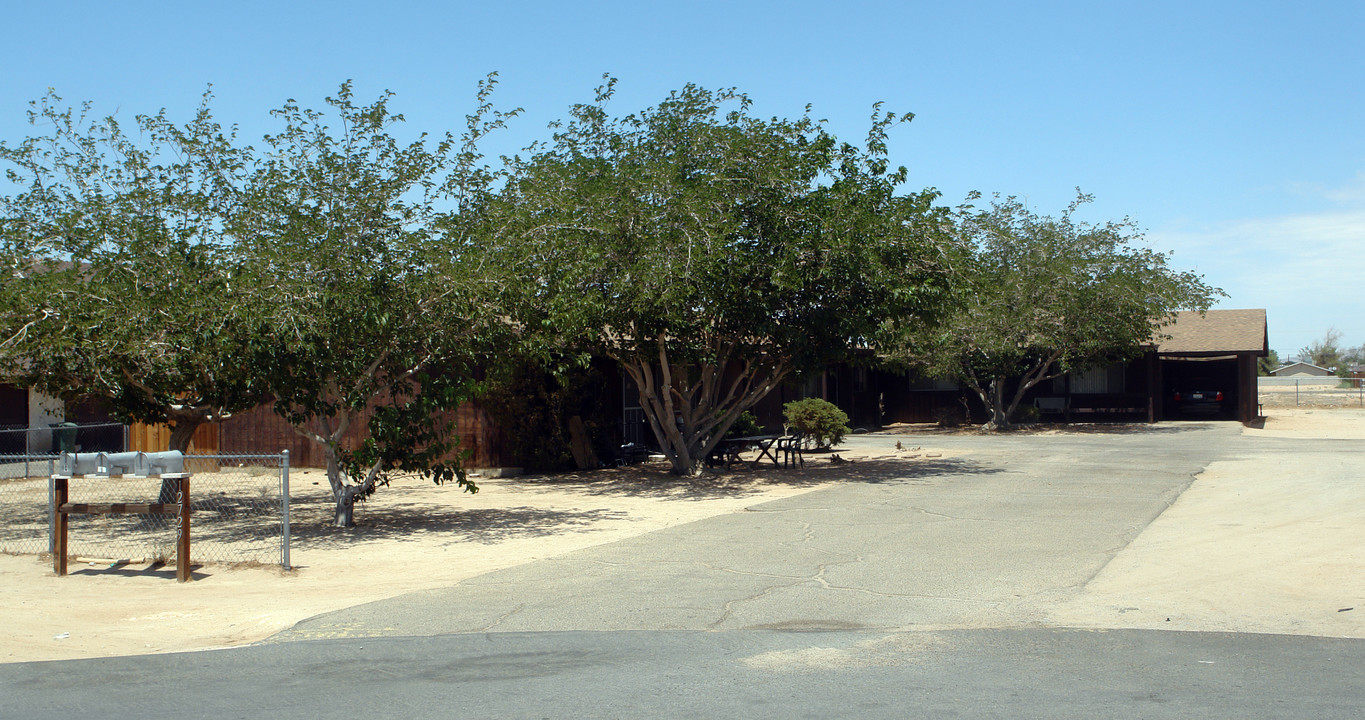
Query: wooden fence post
xmin=173 ymin=474 xmax=191 ymax=582
xmin=52 ymin=476 xmax=69 ymax=577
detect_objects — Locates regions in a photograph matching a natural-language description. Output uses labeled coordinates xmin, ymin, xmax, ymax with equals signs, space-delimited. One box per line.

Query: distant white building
xmin=1271 ymin=362 xmax=1334 ymax=377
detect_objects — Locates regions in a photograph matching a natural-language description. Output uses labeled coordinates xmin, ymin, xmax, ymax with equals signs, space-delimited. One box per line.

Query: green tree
xmin=488 ymin=80 xmax=950 ymax=475
xmin=894 ymin=192 xmax=1222 ymax=430
xmin=0 ymin=90 xmax=264 ymax=451
xmin=1298 ymin=328 xmax=1343 ymax=373
xmin=1 ymin=80 xmax=515 ymax=527
xmin=1257 ymin=349 xmax=1281 ymax=376
xmin=237 ymin=80 xmax=513 ymax=525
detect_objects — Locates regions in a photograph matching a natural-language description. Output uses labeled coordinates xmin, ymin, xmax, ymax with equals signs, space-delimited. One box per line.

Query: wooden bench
xmin=52 ymin=473 xmax=193 ymax=582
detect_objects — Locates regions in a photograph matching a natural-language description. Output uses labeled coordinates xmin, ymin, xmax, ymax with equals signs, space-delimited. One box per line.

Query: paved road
xmin=271 ymin=422 xmax=1226 ymax=639
xmin=5 ymin=629 xmax=1364 ymax=719
xmin=4 ymin=422 xmax=1363 ymax=718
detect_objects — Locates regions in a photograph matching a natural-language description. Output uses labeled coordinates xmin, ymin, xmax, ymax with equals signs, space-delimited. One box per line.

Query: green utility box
xmin=50 ymin=422 xmax=78 ymax=454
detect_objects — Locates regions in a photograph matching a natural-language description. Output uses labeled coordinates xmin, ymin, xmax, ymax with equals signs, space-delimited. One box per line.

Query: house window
xmin=909 ymin=375 xmax=959 ymax=391
xmin=1069 ymin=363 xmax=1126 ymax=394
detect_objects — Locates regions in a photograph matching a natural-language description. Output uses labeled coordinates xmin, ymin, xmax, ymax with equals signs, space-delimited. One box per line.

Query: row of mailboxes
xmin=58 ymin=450 xmax=185 ymax=477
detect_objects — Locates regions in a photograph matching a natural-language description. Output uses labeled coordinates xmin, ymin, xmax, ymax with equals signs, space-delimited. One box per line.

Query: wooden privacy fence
xmin=127 ymin=422 xmax=219 ymax=454
xmin=130 ymin=400 xmax=503 ymax=469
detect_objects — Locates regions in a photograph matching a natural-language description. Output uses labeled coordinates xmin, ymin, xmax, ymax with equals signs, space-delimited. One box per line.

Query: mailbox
xmin=59 ymin=450 xmax=185 ymax=477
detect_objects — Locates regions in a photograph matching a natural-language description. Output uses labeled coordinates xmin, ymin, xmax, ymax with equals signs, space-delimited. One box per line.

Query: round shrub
xmin=783 ymin=398 xmax=850 ymax=449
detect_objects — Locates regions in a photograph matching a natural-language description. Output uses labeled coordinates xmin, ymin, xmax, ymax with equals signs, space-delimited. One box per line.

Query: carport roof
xmin=1155 ymin=309 xmax=1268 ymax=356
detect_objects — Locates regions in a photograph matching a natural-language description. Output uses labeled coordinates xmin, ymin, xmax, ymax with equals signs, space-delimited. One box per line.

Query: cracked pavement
xmin=12 ymin=420 xmax=1365 ymax=719
xmin=272 ymin=422 xmax=1235 ymax=641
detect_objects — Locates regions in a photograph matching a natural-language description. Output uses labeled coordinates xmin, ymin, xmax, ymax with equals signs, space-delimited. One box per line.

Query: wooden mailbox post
xmin=52 ymin=468 xmax=193 ymax=583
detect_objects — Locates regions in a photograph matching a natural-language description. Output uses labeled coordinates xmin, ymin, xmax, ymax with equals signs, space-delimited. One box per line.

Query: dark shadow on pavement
xmin=877 ymin=421 xmax=1227 ymax=437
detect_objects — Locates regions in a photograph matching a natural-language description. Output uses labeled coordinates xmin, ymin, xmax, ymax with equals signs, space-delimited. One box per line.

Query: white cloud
xmin=1148 ymin=208 xmax=1365 ymax=357
xmin=1322 ymin=172 xmax=1365 ymax=208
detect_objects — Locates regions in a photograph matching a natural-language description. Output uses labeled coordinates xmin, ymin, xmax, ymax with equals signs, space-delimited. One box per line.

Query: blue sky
xmin=3 ymin=1 xmax=1362 ymax=358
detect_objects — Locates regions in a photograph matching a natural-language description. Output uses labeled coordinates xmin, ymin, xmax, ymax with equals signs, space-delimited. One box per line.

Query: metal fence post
xmin=47 ymin=459 xmax=55 ymax=555
xmin=281 ymin=449 xmax=291 ymax=571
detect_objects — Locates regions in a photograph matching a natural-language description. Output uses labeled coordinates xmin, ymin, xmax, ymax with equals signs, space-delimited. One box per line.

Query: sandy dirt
xmin=4 ymin=408 xmax=1361 ymax=663
xmin=1 ymin=445 xmax=927 ymax=663
xmin=1044 ymin=408 xmax=1365 ymax=637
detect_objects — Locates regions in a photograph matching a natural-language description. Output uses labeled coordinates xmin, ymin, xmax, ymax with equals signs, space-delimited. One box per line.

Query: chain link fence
xmin=0 ymin=421 xmax=126 ymax=456
xmin=0 ymin=446 xmax=292 ymax=569
xmin=1259 ymin=377 xmax=1365 ymax=408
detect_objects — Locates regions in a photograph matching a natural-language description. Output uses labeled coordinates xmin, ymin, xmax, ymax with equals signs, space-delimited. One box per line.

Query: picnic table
xmin=709 ymin=434 xmax=782 ymax=470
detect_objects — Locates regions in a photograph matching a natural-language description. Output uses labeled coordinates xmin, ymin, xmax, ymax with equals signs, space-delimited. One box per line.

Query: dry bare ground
xmin=1259 ymin=381 xmax=1365 ymax=410
xmin=1045 ymin=407 xmax=1365 ymax=637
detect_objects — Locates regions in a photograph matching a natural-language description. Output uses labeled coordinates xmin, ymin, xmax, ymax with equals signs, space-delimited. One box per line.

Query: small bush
xmin=783 ymin=398 xmax=850 ymax=449
xmin=932 ymin=404 xmax=967 ymax=428
xmin=725 ymin=410 xmax=764 ymax=439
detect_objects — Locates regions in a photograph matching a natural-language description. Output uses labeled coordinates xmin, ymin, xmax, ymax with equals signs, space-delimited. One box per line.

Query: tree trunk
xmin=324 ymin=446 xmax=344 ymax=497
xmin=332 ymin=459 xmax=383 ymax=527
xmin=283 ymin=411 xmax=360 ymax=525
xmin=982 ymin=378 xmax=1012 ymax=431
xmin=617 ymin=339 xmax=785 ymax=477
xmin=166 ymin=418 xmax=202 ymax=453
xmin=159 ymin=411 xmax=206 ymax=504
xmin=334 ymin=484 xmax=363 ymax=527
xmin=977 ymin=358 xmax=1059 ymax=431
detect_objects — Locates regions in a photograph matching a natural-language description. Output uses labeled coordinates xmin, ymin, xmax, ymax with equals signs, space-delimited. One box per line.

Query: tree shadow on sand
xmin=273 ymin=454 xmax=1003 ymax=550
xmin=507 ymin=454 xmax=1002 ymax=501
xmin=287 ymin=500 xmax=634 ymax=549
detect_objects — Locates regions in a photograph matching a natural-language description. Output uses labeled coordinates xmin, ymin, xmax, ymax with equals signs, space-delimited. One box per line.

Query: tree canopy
xmin=893 ymin=192 xmax=1223 ymax=430
xmin=0 ymin=80 xmax=515 ymax=526
xmin=236 ymin=81 xmax=511 ymax=525
xmin=2 ymin=77 xmax=1235 ymax=513
xmin=0 ymin=91 xmax=264 ymax=451
xmin=1295 ymin=327 xmax=1363 ymax=376
xmin=487 ymin=80 xmax=952 ymax=474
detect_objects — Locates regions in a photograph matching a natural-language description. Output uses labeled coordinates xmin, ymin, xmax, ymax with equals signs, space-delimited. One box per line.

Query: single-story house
xmin=3 ymin=308 xmax=1270 ymax=470
xmin=824 ymin=308 xmax=1269 ymax=428
xmin=1270 ymin=362 xmax=1334 ymax=377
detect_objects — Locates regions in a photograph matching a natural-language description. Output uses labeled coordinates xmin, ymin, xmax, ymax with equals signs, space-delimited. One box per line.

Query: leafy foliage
xmin=0 ymin=90 xmax=263 ymax=450
xmin=0 ymin=80 xmax=516 ymax=526
xmin=893 ymin=192 xmax=1222 ymax=430
xmin=479 ymin=359 xmax=617 ymax=472
xmin=234 ymin=80 xmax=511 ymax=525
xmin=724 ymin=411 xmax=764 ymax=440
xmin=1297 ymin=328 xmax=1345 ymax=374
xmin=1257 ymin=349 xmax=1281 ymax=376
xmin=488 ymin=79 xmax=951 ymax=474
xmin=782 ymin=398 xmax=849 ymax=449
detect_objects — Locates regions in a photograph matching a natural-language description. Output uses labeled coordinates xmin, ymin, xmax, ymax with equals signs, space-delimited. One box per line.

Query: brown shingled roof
xmin=1155 ymin=309 xmax=1268 ymax=355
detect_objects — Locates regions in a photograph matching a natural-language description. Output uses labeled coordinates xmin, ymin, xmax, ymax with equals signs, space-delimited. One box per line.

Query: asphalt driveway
xmin=6 ymin=421 xmax=1365 ymax=719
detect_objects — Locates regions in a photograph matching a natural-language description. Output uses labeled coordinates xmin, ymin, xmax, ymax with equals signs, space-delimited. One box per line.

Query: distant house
xmin=862 ymin=308 xmax=1270 ymax=427
xmin=1270 ymin=362 xmax=1333 ymax=377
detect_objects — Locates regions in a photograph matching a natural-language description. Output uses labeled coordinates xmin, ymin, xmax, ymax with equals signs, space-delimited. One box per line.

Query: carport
xmin=1152 ymin=309 xmax=1268 ymax=424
